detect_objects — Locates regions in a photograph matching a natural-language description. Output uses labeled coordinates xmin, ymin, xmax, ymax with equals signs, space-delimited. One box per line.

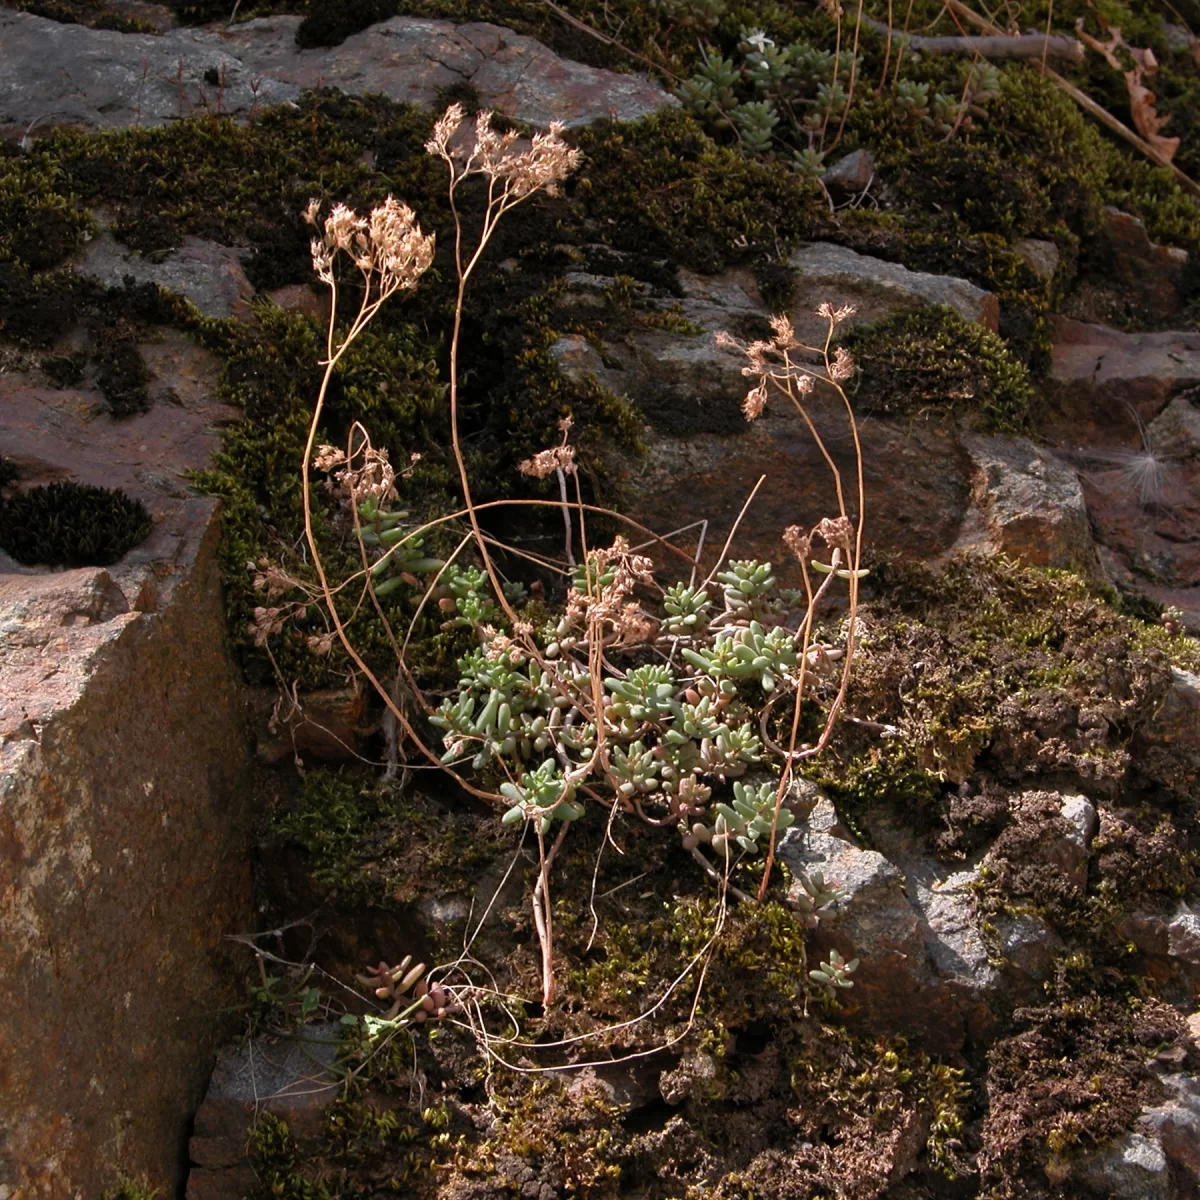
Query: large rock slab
xmin=0 ymin=319 xmax=255 ymax=1195
xmin=554 ymin=264 xmax=977 ymax=575
xmin=0 ymin=509 xmax=256 ymax=1199
xmin=780 ymin=799 xmax=967 ymax=1055
xmin=0 ymin=11 xmax=675 ymax=134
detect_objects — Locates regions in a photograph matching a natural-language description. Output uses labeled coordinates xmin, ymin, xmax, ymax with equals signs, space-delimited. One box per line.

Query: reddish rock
xmin=0 ymin=510 xmax=256 ymax=1199
xmin=1101 ymin=207 xmax=1188 ymax=322
xmin=1046 ymin=317 xmax=1200 ymax=441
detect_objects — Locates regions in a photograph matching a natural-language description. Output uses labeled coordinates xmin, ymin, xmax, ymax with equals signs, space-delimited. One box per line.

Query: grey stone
xmin=77 ymin=231 xmax=254 ymax=320
xmin=1147 ymin=393 xmax=1200 ymax=459
xmin=1060 ymin=794 xmax=1099 ymax=853
xmin=951 ymin=436 xmax=1100 ymax=574
xmin=1140 ymin=1073 xmax=1200 ymax=1184
xmin=202 ymin=1023 xmax=342 ymax=1109
xmin=0 ymin=10 xmax=675 ymax=133
xmin=779 ymin=799 xmax=966 ymax=1054
xmin=1012 ymin=237 xmax=1060 ymax=281
xmin=1166 ymin=910 xmax=1200 ymax=966
xmin=821 ymin=148 xmax=875 ymax=196
xmin=789 ymin=241 xmax=1000 ymax=334
xmin=1076 ymin=1132 xmax=1170 ymax=1200
xmin=993 ymin=912 xmax=1061 ymax=981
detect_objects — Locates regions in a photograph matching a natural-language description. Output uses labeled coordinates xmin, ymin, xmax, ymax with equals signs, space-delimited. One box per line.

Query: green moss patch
xmin=842 ymin=304 xmax=1036 ymax=430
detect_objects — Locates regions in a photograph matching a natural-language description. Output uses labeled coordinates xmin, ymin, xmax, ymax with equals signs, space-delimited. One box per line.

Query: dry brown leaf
xmin=1076 ymin=19 xmax=1179 ymax=163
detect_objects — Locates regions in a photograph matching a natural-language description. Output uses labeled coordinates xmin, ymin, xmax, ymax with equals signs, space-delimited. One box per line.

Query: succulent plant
xmin=500 ymin=760 xmax=585 ymax=834
xmin=683 ymin=777 xmax=793 ymax=856
xmin=715 ymin=559 xmax=777 ymax=618
xmin=663 ymin=582 xmax=711 ymax=635
xmin=810 ymin=948 xmax=858 ymax=993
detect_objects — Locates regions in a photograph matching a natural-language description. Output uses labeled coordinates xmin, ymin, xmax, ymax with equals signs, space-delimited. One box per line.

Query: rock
xmin=0 ymin=506 xmax=256 ymax=1199
xmin=186 ymin=1024 xmax=343 ymax=1200
xmin=253 ymin=684 xmax=369 ymax=764
xmin=1116 ymin=902 xmax=1200 ymax=971
xmin=993 ymin=911 xmax=1061 ymax=981
xmin=1101 ymin=207 xmax=1188 ymax=322
xmin=267 ymin=282 xmax=332 ymax=326
xmin=950 ymin=435 xmax=1100 ymax=574
xmin=0 ymin=11 xmax=675 ymax=134
xmin=1167 ymin=910 xmax=1200 ymax=966
xmin=1075 ymin=1132 xmax=1171 ymax=1199
xmin=553 ymin=264 xmax=975 ymax=575
xmin=1145 ymin=669 xmax=1200 ymax=762
xmin=1068 ymin=391 xmax=1200 ymax=629
xmin=1047 ymin=317 xmax=1200 ymax=440
xmin=820 ymin=149 xmax=875 ymax=197
xmin=1012 ymin=237 xmax=1060 ymax=281
xmin=779 ymin=799 xmax=966 ymax=1055
xmin=1060 ymin=794 xmax=1099 ymax=858
xmin=1140 ymin=1073 xmax=1200 ymax=1185
xmin=789 ymin=242 xmax=1000 ymax=335
xmin=77 ymin=231 xmax=255 ymax=321
xmin=1147 ymin=392 xmax=1200 ymax=459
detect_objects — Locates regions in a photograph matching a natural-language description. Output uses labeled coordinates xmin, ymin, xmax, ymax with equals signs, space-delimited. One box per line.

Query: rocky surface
xmin=950 ymin=434 xmax=1099 ymax=574
xmin=186 ymin=1024 xmax=342 ymax=1200
xmin=77 ymin=232 xmax=255 ymax=321
xmin=0 ymin=510 xmax=256 ymax=1199
xmin=0 ymin=280 xmax=254 ymax=1196
xmin=0 ymin=10 xmax=675 ymax=133
xmin=790 ymin=241 xmax=1001 ymax=335
xmin=1047 ymin=317 xmax=1200 ymax=438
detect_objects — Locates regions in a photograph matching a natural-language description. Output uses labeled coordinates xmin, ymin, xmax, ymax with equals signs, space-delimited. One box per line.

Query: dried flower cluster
xmin=314 ymin=442 xmax=399 ymax=506
xmin=304 ymin=195 xmax=435 ymax=293
xmin=564 ymin=535 xmax=658 ymax=645
xmin=717 ymin=305 xmax=857 ymax=421
xmin=425 ymin=104 xmax=582 ymax=198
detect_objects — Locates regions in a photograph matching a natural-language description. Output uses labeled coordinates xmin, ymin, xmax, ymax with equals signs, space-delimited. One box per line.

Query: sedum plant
xmin=275 ymin=104 xmax=868 ymax=1015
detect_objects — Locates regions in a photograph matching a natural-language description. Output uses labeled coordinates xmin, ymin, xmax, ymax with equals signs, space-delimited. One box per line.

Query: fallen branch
xmin=861 ymin=17 xmax=1084 ymax=62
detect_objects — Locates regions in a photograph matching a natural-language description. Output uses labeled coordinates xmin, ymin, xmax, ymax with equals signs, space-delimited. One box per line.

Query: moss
xmin=0 ymin=482 xmax=152 ymax=567
xmin=573 ymin=109 xmax=830 ymax=275
xmin=91 ymin=318 xmax=150 ymax=415
xmin=0 ymin=145 xmax=93 ymax=272
xmin=10 ymin=0 xmax=159 ymax=30
xmin=841 ymin=304 xmax=1036 ymax=431
xmin=809 ymin=556 xmax=1191 ymax=854
xmin=981 ymin=966 xmax=1188 ymax=1195
xmin=296 ymin=0 xmax=399 ymax=46
xmin=270 ymin=768 xmax=511 ymax=906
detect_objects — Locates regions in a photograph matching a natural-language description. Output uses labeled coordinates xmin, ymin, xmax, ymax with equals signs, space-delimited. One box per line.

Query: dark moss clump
xmin=574 ymin=109 xmax=830 ymax=275
xmin=9 ymin=0 xmax=158 ymax=31
xmin=91 ymin=319 xmax=150 ymax=415
xmin=842 ymin=304 xmax=1036 ymax=430
xmin=295 ymin=0 xmax=398 ymax=46
xmin=0 ymin=482 xmax=152 ymax=566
